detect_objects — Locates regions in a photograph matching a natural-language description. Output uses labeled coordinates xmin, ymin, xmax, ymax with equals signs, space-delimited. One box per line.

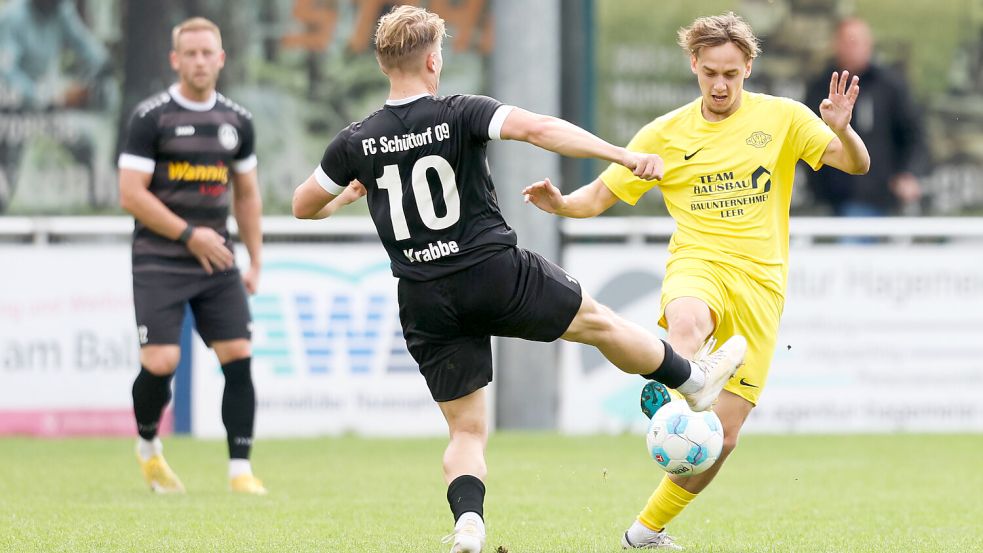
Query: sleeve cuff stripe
xmin=488 ymin=105 xmax=515 ymax=141
xmin=233 ymin=154 xmax=258 ymax=174
xmin=314 ymin=165 xmax=346 ymax=195
xmin=117 ymin=154 xmax=155 ymax=173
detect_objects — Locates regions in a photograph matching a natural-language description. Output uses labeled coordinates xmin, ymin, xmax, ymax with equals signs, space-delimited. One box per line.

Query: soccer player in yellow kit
xmin=523 ymin=12 xmax=870 ymax=550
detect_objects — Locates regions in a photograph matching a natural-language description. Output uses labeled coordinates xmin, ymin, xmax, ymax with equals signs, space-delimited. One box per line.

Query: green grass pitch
xmin=1 ymin=433 xmax=980 ymax=552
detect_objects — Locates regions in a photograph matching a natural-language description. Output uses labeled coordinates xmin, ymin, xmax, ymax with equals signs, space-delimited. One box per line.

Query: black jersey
xmin=316 ymin=94 xmax=517 ymax=281
xmin=118 ymin=85 xmax=256 ymax=274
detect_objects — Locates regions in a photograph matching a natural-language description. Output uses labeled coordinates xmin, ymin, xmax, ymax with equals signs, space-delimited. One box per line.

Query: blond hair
xmin=172 ymin=17 xmax=222 ymax=51
xmin=678 ymin=12 xmax=760 ymax=60
xmin=374 ymin=5 xmax=446 ymax=71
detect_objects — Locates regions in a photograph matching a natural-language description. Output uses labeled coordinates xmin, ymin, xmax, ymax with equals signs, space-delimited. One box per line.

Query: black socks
xmin=222 ymin=357 xmax=256 ymax=460
xmin=447 ymin=474 xmax=485 ymax=521
xmin=132 ymin=367 xmax=173 ymax=440
xmin=642 ymin=339 xmax=692 ymax=389
xmin=133 ymin=357 xmax=257 ymax=460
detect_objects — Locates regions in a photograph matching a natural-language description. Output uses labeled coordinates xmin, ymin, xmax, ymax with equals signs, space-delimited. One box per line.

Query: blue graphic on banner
xmin=248 ymin=259 xmax=417 ymax=377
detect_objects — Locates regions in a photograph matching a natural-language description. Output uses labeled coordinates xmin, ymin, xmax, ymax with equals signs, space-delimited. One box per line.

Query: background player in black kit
xmin=292 ymin=6 xmax=746 ymax=552
xmin=118 ymin=17 xmax=266 ymax=495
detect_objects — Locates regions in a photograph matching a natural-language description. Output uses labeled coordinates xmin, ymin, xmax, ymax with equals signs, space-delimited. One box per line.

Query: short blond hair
xmin=374 ymin=5 xmax=446 ymax=71
xmin=678 ymin=12 xmax=760 ymax=60
xmin=172 ymin=17 xmax=222 ymax=51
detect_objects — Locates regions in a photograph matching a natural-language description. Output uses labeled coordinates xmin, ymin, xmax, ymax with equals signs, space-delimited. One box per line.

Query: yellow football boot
xmin=229 ymin=473 xmax=268 ymax=495
xmin=137 ymin=453 xmax=186 ymax=494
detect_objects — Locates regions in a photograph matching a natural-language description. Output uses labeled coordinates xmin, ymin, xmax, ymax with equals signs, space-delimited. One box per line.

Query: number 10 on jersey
xmin=377 ymin=155 xmax=461 ymax=241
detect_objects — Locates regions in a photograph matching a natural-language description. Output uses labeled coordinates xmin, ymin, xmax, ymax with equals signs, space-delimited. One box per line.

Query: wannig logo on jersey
xmin=168 ymin=161 xmax=229 ymax=183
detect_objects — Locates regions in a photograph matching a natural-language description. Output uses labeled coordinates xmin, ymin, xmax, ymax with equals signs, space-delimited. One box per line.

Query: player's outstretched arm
xmin=292 ymin=176 xmax=366 ymax=220
xmin=819 ymin=70 xmax=871 ymax=175
xmin=499 ymin=108 xmax=664 ymax=181
xmin=522 ymin=177 xmax=618 ymax=218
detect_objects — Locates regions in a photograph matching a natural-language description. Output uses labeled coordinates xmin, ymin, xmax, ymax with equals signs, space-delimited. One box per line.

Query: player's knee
xmin=213 ymin=339 xmax=251 ymax=364
xmin=142 ymin=363 xmax=176 ymax=376
xmin=140 ymin=350 xmax=179 ymax=376
xmin=567 ymin=301 xmax=617 ymax=342
xmin=586 ymin=305 xmax=617 ymax=335
xmin=667 ymin=311 xmax=702 ymax=335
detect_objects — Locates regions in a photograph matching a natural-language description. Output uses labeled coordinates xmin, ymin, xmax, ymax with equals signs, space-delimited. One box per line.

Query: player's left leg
xmin=131 ymin=271 xmax=191 ymax=493
xmin=193 ymin=270 xmax=266 ymax=494
xmin=438 ymin=388 xmax=489 ymax=553
xmin=624 ymin=390 xmax=754 ymax=548
xmin=624 ymin=273 xmax=782 ymax=549
xmin=211 ymin=338 xmax=265 ymax=495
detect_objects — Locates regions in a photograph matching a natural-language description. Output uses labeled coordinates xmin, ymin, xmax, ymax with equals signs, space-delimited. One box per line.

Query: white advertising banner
xmin=561 ymin=243 xmax=983 ymax=434
xmin=0 ymin=246 xmax=159 ymax=436
xmin=191 ymin=244 xmax=447 ymax=438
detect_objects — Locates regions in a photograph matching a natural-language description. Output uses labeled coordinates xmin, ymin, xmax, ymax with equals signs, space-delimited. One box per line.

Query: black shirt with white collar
xmin=315 ymin=94 xmax=517 ymax=281
xmin=118 ymin=84 xmax=256 ymax=274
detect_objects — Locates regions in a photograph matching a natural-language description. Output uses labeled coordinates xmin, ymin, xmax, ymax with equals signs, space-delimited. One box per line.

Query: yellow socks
xmin=638 ymin=476 xmax=697 ymax=531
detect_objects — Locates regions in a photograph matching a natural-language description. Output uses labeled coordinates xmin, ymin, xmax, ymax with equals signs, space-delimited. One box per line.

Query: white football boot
xmin=621 ymin=528 xmax=683 ymax=550
xmin=442 ymin=512 xmax=485 ymax=553
xmin=622 ymin=521 xmax=683 ymax=550
xmin=682 ymin=335 xmax=746 ymax=412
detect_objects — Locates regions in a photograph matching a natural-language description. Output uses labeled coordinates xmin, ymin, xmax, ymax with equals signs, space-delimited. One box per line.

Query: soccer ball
xmin=645 ymin=397 xmax=724 ymax=476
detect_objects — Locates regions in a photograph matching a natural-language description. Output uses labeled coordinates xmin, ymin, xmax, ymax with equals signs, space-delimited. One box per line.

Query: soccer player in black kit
xmin=118 ymin=17 xmax=266 ymax=495
xmin=292 ymin=6 xmax=746 ymax=552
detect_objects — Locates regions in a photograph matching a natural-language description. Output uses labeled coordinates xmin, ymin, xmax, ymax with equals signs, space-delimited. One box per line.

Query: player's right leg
xmin=134 ymin=345 xmax=185 ymax=493
xmin=397 ymin=270 xmax=495 ymax=552
xmin=131 ymin=271 xmax=190 ymax=494
xmin=560 ymin=291 xmax=745 ymax=412
xmin=437 ymin=389 xmax=488 ymax=553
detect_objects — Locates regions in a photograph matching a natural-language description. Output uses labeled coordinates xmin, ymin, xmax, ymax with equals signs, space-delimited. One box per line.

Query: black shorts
xmin=398 ymin=247 xmax=582 ymax=402
xmin=133 ymin=269 xmax=251 ymax=346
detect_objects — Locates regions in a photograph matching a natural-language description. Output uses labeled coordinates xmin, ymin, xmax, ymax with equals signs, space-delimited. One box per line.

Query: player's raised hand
xmin=820 ymin=70 xmax=860 ymax=133
xmin=522 ymin=178 xmax=565 ymax=214
xmin=187 ymin=226 xmax=234 ymax=274
xmin=623 ymin=151 xmax=664 ymax=181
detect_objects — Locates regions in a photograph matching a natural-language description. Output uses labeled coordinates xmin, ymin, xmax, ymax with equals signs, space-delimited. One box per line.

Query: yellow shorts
xmin=658 ymin=257 xmax=784 ymax=405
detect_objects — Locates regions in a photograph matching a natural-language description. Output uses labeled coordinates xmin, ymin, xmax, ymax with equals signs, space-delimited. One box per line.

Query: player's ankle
xmin=627 ymin=519 xmax=662 ymax=542
xmin=228 ymin=459 xmax=253 ymax=478
xmin=676 ymin=360 xmax=706 ymax=394
xmin=137 ymin=437 xmax=162 ymax=461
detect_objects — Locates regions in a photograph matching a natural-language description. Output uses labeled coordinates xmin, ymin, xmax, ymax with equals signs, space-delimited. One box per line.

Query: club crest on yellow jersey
xmin=745 ymin=131 xmax=772 ymax=148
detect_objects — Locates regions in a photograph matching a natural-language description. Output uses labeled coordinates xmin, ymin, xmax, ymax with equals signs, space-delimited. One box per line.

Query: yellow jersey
xmin=601 ymin=91 xmax=836 ymax=295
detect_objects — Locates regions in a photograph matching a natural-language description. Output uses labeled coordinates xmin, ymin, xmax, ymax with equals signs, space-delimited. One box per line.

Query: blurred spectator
xmin=0 ymin=0 xmax=109 ymax=109
xmin=0 ymin=0 xmax=112 ymax=212
xmin=805 ymin=17 xmax=926 ymax=216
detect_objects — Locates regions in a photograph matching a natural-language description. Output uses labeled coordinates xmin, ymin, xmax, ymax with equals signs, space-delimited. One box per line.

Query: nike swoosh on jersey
xmin=739 ymin=378 xmax=758 ymax=388
xmin=683 ymin=147 xmax=705 ymax=160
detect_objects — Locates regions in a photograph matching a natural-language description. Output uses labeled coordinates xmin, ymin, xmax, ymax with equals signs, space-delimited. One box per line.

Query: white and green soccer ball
xmin=645 ymin=398 xmax=724 ymax=476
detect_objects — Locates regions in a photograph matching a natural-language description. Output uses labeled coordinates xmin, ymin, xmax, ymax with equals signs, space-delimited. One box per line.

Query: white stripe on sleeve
xmin=488 ymin=105 xmax=515 ymax=141
xmin=117 ymin=153 xmax=156 ymax=174
xmin=232 ymin=154 xmax=258 ymax=174
xmin=314 ymin=165 xmax=347 ymax=195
